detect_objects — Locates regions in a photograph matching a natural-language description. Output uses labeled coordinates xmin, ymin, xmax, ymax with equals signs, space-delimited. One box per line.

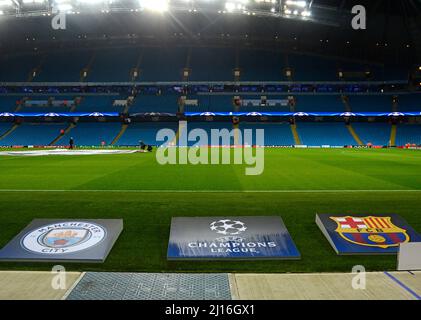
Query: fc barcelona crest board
xmin=0 ymin=219 xmax=123 ymax=263
xmin=316 ymin=214 xmax=421 ymax=255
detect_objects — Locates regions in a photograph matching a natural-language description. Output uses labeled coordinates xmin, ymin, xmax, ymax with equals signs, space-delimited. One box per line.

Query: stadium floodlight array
xmin=283 ymin=0 xmax=311 ymax=17
xmin=0 ymin=0 xmax=314 ymax=22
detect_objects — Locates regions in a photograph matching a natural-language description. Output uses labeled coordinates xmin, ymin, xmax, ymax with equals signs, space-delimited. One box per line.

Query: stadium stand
xmin=140 ymin=47 xmax=188 ymax=82
xmin=88 ymin=48 xmax=139 ymax=82
xmin=296 ymin=122 xmax=356 ymax=146
xmin=131 ymin=94 xmax=178 ymax=113
xmin=0 ymin=96 xmax=21 ymax=112
xmin=0 ymin=122 xmax=66 ymax=146
xmin=189 ymin=47 xmax=236 ymax=81
xmin=287 ymin=54 xmax=338 ymax=81
xmin=118 ymin=122 xmax=178 ymax=146
xmin=294 ymin=95 xmax=345 ymax=112
xmin=347 ymin=95 xmax=393 ymax=112
xmin=0 ymin=54 xmax=40 ymax=82
xmin=34 ymin=51 xmax=91 ymax=82
xmin=397 ymin=94 xmax=421 ymax=111
xmin=77 ymin=96 xmax=123 ymax=113
xmin=239 ymin=49 xmax=285 ymax=81
xmin=239 ymin=122 xmax=295 ymax=146
xmin=55 ymin=122 xmax=122 ymax=146
xmin=396 ymin=123 xmax=421 ymax=146
xmin=352 ymin=122 xmax=392 ymax=146
xmin=0 ymin=122 xmax=13 ymax=137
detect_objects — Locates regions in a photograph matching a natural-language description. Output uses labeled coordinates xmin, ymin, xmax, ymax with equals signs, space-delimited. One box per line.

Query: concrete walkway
xmin=0 ymin=271 xmax=82 ymax=300
xmin=0 ymin=271 xmax=419 ymax=300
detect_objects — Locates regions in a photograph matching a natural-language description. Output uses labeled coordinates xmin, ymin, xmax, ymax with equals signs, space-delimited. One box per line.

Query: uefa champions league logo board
xmin=316 ymin=214 xmax=421 ymax=255
xmin=167 ymin=217 xmax=301 ymax=260
xmin=0 ymin=219 xmax=123 ymax=263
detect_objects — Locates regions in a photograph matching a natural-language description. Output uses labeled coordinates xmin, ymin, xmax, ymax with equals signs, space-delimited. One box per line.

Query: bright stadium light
xmin=225 ymin=0 xmax=249 ymax=13
xmin=53 ymin=0 xmax=73 ymax=12
xmin=0 ymin=0 xmax=13 ymax=6
xmin=285 ymin=0 xmax=307 ymax=8
xmin=21 ymin=0 xmax=46 ymax=4
xmin=77 ymin=0 xmax=107 ymax=4
xmin=138 ymin=0 xmax=169 ymax=12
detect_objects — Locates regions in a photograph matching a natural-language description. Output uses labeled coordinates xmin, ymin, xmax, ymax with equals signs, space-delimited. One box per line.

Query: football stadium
xmin=0 ymin=0 xmax=420 ymax=305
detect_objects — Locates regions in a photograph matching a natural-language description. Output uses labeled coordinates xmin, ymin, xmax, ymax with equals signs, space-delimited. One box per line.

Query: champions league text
xmin=188 ymin=241 xmax=277 ymax=254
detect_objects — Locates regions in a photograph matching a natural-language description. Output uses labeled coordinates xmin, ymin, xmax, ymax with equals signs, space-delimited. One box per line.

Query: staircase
xmin=233 ymin=122 xmax=240 ymax=146
xmin=341 ymin=95 xmax=352 ymax=112
xmin=0 ymin=124 xmax=20 ymax=141
xmin=290 ymin=123 xmax=301 ymax=145
xmin=389 ymin=124 xmax=397 ymax=147
xmin=346 ymin=124 xmax=363 ymax=146
xmin=111 ymin=124 xmax=128 ymax=146
xmin=49 ymin=123 xmax=76 ymax=146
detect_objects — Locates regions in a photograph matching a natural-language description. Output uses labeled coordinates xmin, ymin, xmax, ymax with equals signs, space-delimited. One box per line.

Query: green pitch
xmin=0 ymin=148 xmax=420 ymax=273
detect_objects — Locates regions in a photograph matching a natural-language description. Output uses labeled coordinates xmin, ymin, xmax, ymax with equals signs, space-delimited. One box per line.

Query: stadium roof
xmin=0 ymin=0 xmax=420 ymax=65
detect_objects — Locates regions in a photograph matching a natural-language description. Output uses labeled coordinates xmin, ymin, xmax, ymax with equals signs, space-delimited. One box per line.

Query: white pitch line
xmin=0 ymin=189 xmax=420 ymax=193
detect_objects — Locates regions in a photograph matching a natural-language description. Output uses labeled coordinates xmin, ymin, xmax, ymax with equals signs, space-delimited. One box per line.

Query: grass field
xmin=0 ymin=148 xmax=420 ymax=273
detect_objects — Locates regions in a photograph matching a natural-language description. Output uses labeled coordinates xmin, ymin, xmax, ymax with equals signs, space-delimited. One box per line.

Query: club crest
xmin=22 ymin=221 xmax=106 ymax=254
xmin=41 ymin=228 xmax=90 ymax=248
xmin=330 ymin=216 xmax=410 ymax=249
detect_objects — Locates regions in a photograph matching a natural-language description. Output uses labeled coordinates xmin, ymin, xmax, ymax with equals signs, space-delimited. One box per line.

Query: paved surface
xmin=66 ymin=273 xmax=232 ymax=300
xmin=231 ymin=272 xmax=421 ymax=300
xmin=0 ymin=271 xmax=81 ymax=300
xmin=1 ymin=271 xmax=420 ymax=300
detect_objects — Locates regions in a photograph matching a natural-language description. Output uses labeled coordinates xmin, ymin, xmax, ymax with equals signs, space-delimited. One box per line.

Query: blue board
xmin=316 ymin=213 xmax=421 ymax=255
xmin=167 ymin=216 xmax=300 ymax=260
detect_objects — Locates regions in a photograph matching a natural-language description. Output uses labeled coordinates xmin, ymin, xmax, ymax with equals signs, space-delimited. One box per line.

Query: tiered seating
xmin=397 ymin=94 xmax=421 ymax=111
xmin=18 ymin=96 xmax=77 ymax=113
xmin=0 ymin=122 xmax=13 ymax=137
xmin=118 ymin=122 xmax=178 ymax=146
xmin=184 ymin=95 xmax=233 ymax=113
xmin=141 ymin=47 xmax=187 ymax=82
xmin=0 ymin=54 xmax=40 ymax=82
xmin=77 ymin=96 xmax=122 ymax=113
xmin=396 ymin=124 xmax=421 ymax=146
xmin=294 ymin=95 xmax=344 ymax=112
xmin=296 ymin=122 xmax=355 ymax=146
xmin=56 ymin=122 xmax=122 ymax=146
xmin=181 ymin=122 xmax=234 ymax=146
xmin=348 ymin=95 xmax=392 ymax=112
xmin=353 ymin=122 xmax=391 ymax=146
xmin=0 ymin=123 xmax=66 ymax=146
xmin=131 ymin=94 xmax=178 ymax=113
xmin=287 ymin=54 xmax=338 ymax=81
xmin=34 ymin=51 xmax=91 ymax=82
xmin=239 ymin=50 xmax=285 ymax=81
xmin=239 ymin=122 xmax=295 ymax=146
xmin=88 ymin=48 xmax=139 ymax=82
xmin=0 ymin=96 xmax=21 ymax=112
xmin=189 ymin=47 xmax=235 ymax=81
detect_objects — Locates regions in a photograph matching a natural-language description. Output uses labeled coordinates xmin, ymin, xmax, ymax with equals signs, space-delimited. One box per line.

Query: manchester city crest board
xmin=0 ymin=219 xmax=123 ymax=263
xmin=316 ymin=214 xmax=421 ymax=255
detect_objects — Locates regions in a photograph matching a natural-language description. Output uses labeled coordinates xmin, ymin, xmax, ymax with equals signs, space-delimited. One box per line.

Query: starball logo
xmin=155 ymin=121 xmax=265 ymax=176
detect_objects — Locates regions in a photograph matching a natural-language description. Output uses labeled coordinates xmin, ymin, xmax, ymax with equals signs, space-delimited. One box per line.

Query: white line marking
xmin=0 ymin=189 xmax=420 ymax=193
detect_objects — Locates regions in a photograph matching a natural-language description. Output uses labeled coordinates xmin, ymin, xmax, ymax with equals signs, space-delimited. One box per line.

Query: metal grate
xmin=66 ymin=272 xmax=232 ymax=300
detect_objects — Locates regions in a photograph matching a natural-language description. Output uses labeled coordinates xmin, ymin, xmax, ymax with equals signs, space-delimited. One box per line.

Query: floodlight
xmin=138 ymin=0 xmax=169 ymax=12
xmin=0 ymin=0 xmax=13 ymax=6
